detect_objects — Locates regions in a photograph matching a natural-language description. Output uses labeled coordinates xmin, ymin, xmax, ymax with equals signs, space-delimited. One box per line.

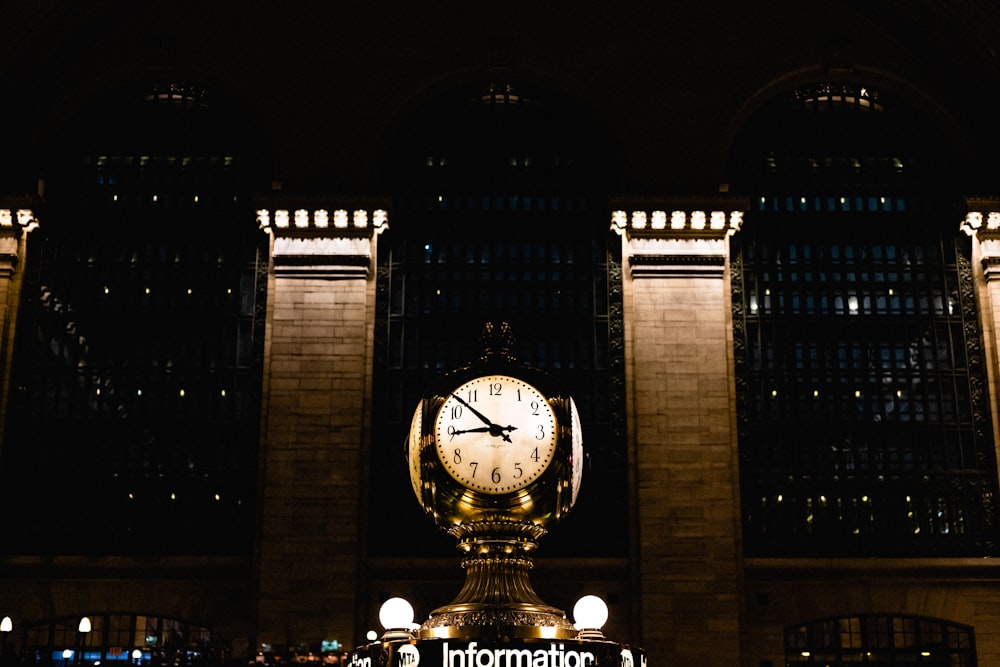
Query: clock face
xmin=434 ymin=374 xmax=558 ymax=495
xmin=569 ymin=397 xmax=584 ymax=505
xmin=407 ymin=400 xmax=424 ymax=501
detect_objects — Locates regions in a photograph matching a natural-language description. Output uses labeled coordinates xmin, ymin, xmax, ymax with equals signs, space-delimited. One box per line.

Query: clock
xmin=402 ymin=323 xmax=587 ymax=639
xmin=433 ymin=374 xmax=558 ymax=495
xmin=407 ymin=399 xmax=424 ymax=501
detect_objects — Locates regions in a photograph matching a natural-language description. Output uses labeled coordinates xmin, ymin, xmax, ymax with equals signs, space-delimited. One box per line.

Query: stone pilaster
xmin=961 ymin=198 xmax=1000 ymax=499
xmin=612 ymin=196 xmax=746 ymax=665
xmin=0 ymin=200 xmax=38 ymax=454
xmin=254 ymin=197 xmax=388 ymax=652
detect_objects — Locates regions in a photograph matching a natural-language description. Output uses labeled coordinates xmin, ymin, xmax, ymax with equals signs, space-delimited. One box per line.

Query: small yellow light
xmin=813 ymin=389 xmax=819 ymax=397
xmin=104 ymin=287 xmax=110 ymax=294
xmin=187 ymin=288 xmax=193 ymax=295
xmin=855 ymin=390 xmax=862 ymax=398
xmin=179 ymin=389 xmax=185 ymax=397
xmin=214 ymin=494 xmax=221 ymax=501
xmin=221 ymin=389 xmax=227 ymax=397
xmin=145 ymin=287 xmax=151 ymax=294
xmin=128 ymin=493 xmax=134 ymax=500
xmin=152 ymin=195 xmax=158 ymax=202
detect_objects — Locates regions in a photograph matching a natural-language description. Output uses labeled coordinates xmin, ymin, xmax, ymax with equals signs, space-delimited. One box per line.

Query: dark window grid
xmin=3 ymin=229 xmax=265 ymax=554
xmin=744 ymin=336 xmax=974 ymax=428
xmin=23 ymin=613 xmax=214 ymax=659
xmin=785 ymin=614 xmax=976 ymax=665
xmin=59 ymin=155 xmax=248 ymax=213
xmin=740 ymin=422 xmax=981 ymax=477
xmin=733 ymin=228 xmax=997 ymax=555
xmin=742 ymin=473 xmax=994 ymax=548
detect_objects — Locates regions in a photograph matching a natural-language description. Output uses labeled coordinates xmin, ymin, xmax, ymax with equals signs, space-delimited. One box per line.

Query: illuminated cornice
xmin=0 ymin=196 xmax=39 ymax=278
xmin=0 ymin=194 xmax=40 ymax=234
xmin=610 ymin=196 xmax=748 ymax=278
xmin=961 ymin=197 xmax=1000 ymax=280
xmin=254 ymin=195 xmax=389 ymax=279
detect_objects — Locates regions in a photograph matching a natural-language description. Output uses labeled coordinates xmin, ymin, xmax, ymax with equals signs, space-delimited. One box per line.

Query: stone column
xmin=961 ymin=199 xmax=1000 ymax=481
xmin=612 ymin=197 xmax=746 ymax=666
xmin=0 ymin=201 xmax=38 ymax=452
xmin=254 ymin=199 xmax=388 ymax=654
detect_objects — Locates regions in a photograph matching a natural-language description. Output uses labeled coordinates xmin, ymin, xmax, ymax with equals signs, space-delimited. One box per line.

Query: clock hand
xmin=451 ymin=426 xmax=491 ymax=435
xmin=450 ymin=393 xmax=496 ymax=428
xmin=448 ymin=394 xmax=517 ymax=443
xmin=493 ymin=424 xmax=517 ymax=443
xmin=454 ymin=424 xmax=515 ymax=443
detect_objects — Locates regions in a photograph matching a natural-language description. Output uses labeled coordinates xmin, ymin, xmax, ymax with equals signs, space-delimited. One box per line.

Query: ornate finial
xmin=479 ymin=321 xmax=516 ymax=362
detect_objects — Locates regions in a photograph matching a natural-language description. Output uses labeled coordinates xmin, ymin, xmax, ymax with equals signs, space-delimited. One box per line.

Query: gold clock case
xmin=413 ymin=393 xmax=578 ymax=527
xmin=405 ymin=350 xmax=584 ymax=639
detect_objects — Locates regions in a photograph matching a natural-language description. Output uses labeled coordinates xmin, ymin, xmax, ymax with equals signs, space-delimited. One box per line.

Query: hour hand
xmin=450 ymin=426 xmax=491 ymax=436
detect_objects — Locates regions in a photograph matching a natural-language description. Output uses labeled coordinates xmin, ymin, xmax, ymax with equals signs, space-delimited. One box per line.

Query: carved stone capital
xmin=254 ymin=195 xmax=390 ymax=279
xmin=610 ymin=195 xmax=748 ymax=278
xmin=961 ymin=197 xmax=1000 ymax=280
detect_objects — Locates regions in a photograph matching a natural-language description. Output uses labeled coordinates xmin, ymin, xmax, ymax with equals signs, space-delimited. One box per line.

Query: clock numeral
xmin=469 ymin=461 xmax=478 ymax=476
xmin=530 ymin=447 xmax=540 ymax=462
xmin=450 ymin=405 xmax=462 ymax=420
xmin=491 ymin=467 xmax=501 ymax=484
xmin=530 ymin=400 xmax=541 ymax=416
xmin=466 ymin=389 xmax=477 ymax=403
xmin=447 ymin=425 xmax=458 ymax=440
xmin=513 ymin=462 xmax=523 ymax=479
xmin=535 ymin=424 xmax=547 ymax=440
xmin=489 ymin=382 xmax=502 ymax=396
xmin=452 ymin=448 xmax=462 ymax=464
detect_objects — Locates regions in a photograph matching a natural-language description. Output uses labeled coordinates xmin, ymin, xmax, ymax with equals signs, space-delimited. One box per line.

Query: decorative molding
xmin=254 ymin=195 xmax=390 ymax=279
xmin=961 ymin=197 xmax=1000 ymax=279
xmin=610 ymin=195 xmax=747 ymax=278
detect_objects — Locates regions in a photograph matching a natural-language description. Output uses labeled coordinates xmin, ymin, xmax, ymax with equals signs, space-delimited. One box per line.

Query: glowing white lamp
xmin=573 ymin=595 xmax=608 ymax=639
xmin=0 ymin=616 xmax=11 ymax=632
xmin=78 ymin=617 xmax=92 ymax=633
xmin=378 ymin=597 xmax=418 ymax=640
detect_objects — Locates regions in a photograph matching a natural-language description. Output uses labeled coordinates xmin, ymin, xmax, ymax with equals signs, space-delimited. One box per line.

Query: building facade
xmin=2 ymin=2 xmax=1000 ymax=666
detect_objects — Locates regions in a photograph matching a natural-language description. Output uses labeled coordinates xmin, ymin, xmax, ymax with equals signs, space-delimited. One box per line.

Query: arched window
xmin=785 ymin=614 xmax=976 ymax=665
xmin=729 ymin=83 xmax=999 ymax=556
xmin=371 ymin=82 xmax=627 ymax=557
xmin=0 ymin=81 xmax=270 ymax=555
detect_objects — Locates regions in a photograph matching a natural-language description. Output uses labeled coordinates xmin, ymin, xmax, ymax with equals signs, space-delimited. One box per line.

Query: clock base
xmin=418 ymin=604 xmax=576 ymax=640
xmin=418 ymin=519 xmax=574 ymax=640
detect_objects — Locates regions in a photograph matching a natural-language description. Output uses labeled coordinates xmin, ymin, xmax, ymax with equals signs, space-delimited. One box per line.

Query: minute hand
xmin=450 ymin=393 xmax=496 ymax=427
xmin=450 ymin=393 xmax=514 ymax=442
